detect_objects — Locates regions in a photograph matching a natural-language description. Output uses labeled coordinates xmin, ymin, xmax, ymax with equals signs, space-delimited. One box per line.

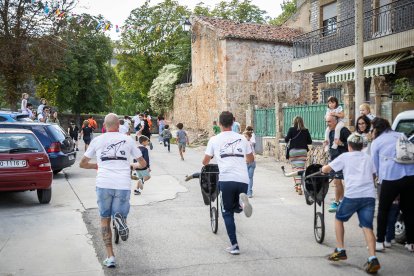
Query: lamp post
xmin=182 ymin=19 xmax=191 ymax=32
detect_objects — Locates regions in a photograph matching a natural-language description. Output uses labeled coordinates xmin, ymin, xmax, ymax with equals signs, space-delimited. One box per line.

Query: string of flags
xmin=25 ymin=0 xmax=187 ymax=55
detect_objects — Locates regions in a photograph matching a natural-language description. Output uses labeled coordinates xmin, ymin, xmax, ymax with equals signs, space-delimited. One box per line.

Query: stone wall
xmin=172 ymin=21 xmax=312 ymax=135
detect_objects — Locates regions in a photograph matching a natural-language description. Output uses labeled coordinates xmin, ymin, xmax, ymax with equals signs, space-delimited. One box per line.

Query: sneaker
xmin=328 ymin=201 xmax=339 ymax=213
xmin=384 ymin=241 xmax=392 ymax=248
xmin=159 ymin=141 xmax=163 ymax=144
xmin=134 ymin=189 xmax=141 ymax=195
xmin=239 ymin=193 xmax=252 ymax=217
xmin=375 ymin=242 xmax=385 ymax=252
xmin=103 ymin=256 xmax=116 ymax=268
xmin=76 ymin=148 xmax=79 ymax=151
xmin=405 ymin=243 xmax=414 ymax=252
xmin=149 ymin=142 xmax=153 ymax=150
xmin=137 ymin=178 xmax=144 ymax=190
xmin=364 ymin=257 xmax=380 ymax=274
xmin=114 ymin=213 xmax=129 ymax=241
xmin=225 ymin=244 xmax=240 ymax=255
xmin=328 ymin=248 xmax=347 ymax=261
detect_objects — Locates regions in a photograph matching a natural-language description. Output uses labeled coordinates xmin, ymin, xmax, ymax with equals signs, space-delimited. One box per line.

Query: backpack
xmin=147 ymin=117 xmax=152 ymax=128
xmin=394 ymin=134 xmax=414 ymax=164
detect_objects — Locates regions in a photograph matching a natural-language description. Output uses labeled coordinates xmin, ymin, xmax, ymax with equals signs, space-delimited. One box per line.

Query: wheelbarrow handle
xmin=281 ymin=166 xmax=304 ymax=177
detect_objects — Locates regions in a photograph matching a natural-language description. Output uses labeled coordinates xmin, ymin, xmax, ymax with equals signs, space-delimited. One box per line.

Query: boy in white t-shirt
xmin=202 ymin=111 xmax=254 ymax=255
xmin=322 ymin=133 xmax=380 ymax=274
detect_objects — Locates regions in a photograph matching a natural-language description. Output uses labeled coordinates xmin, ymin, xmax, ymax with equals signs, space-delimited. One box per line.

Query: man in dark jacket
xmin=326 ymin=115 xmax=351 ymax=213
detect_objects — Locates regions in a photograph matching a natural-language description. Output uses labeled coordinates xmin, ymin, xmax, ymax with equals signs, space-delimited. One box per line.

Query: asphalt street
xmin=0 ymin=135 xmax=413 ymax=276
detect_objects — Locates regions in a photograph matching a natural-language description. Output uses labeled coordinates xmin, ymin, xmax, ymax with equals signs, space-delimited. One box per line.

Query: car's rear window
xmin=395 ymin=119 xmax=414 ymax=137
xmin=0 ymin=133 xmax=44 ymax=153
xmin=31 ymin=125 xmax=52 ymax=146
xmin=15 ymin=115 xmax=31 ymax=121
xmin=47 ymin=125 xmax=67 ymax=141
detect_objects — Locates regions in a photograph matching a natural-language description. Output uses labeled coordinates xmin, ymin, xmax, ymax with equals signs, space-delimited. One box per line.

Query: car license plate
xmin=0 ymin=160 xmax=27 ymax=168
xmin=68 ymin=155 xmax=75 ymax=161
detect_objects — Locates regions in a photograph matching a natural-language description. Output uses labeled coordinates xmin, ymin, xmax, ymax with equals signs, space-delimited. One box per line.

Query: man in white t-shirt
xmin=132 ymin=112 xmax=141 ymax=140
xmin=202 ymin=111 xmax=254 ymax=255
xmin=79 ymin=113 xmax=146 ymax=268
xmin=119 ymin=119 xmax=130 ymax=135
xmin=322 ymin=133 xmax=380 ymax=274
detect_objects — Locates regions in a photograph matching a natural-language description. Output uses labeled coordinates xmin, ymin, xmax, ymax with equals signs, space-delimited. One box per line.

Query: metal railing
xmin=293 ymin=0 xmax=414 ymax=59
xmin=283 ymin=103 xmax=344 ymax=140
xmin=254 ymin=107 xmax=275 ymax=136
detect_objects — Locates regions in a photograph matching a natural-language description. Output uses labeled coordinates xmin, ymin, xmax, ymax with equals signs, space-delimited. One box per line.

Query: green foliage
xmin=210 ymin=0 xmax=268 ymax=23
xmin=393 ymin=78 xmax=414 ymax=102
xmin=116 ymin=0 xmax=191 ymax=111
xmin=37 ymin=14 xmax=114 ymax=114
xmin=269 ymin=0 xmax=297 ymax=26
xmin=148 ymin=64 xmax=181 ymax=114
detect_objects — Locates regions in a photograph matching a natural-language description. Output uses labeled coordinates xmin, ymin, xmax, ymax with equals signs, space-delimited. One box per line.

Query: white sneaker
xmin=405 ymin=243 xmax=414 ymax=252
xmin=225 ymin=244 xmax=240 ymax=255
xmin=384 ymin=241 xmax=392 ymax=248
xmin=103 ymin=256 xmax=116 ymax=268
xmin=239 ymin=193 xmax=252 ymax=217
xmin=376 ymin=242 xmax=385 ymax=252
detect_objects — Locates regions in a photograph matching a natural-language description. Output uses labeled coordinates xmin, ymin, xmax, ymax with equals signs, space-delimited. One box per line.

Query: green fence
xmin=283 ymin=103 xmax=344 ymax=140
xmin=254 ymin=108 xmax=275 ymax=136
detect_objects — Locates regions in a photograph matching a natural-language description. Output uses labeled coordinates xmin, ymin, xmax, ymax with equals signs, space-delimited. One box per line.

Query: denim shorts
xmin=335 ymin=197 xmax=375 ymax=229
xmin=136 ymin=169 xmax=150 ymax=179
xmin=96 ymin=187 xmax=131 ymax=218
xmin=178 ymin=142 xmax=186 ymax=151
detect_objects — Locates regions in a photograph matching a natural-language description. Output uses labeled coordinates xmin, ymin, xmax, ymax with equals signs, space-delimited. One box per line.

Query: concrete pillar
xmin=354 ymin=0 xmax=365 ymax=121
xmin=343 ymin=81 xmax=356 ymax=131
xmin=371 ymin=76 xmax=389 ymax=117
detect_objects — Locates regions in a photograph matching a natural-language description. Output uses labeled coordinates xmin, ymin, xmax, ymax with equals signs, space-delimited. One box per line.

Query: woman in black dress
xmin=80 ymin=120 xmax=93 ymax=151
xmin=68 ymin=120 xmax=80 ymax=151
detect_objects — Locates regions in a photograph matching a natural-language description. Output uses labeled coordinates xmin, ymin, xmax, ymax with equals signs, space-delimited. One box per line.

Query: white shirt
xmin=119 ymin=124 xmax=129 ymax=134
xmin=326 ymin=106 xmax=344 ymax=122
xmin=329 ymin=151 xmax=376 ymax=198
xmin=205 ymin=131 xmax=252 ymax=184
xmin=37 ymin=113 xmax=45 ymax=122
xmin=37 ymin=104 xmax=45 ymax=115
xmin=133 ymin=115 xmax=141 ymax=128
xmin=84 ymin=132 xmax=142 ymax=190
xmin=250 ymin=132 xmax=256 ymax=145
xmin=21 ymin=99 xmax=28 ymax=114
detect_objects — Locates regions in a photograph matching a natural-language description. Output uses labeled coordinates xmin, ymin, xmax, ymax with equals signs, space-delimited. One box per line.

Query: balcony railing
xmin=293 ymin=0 xmax=414 ymax=59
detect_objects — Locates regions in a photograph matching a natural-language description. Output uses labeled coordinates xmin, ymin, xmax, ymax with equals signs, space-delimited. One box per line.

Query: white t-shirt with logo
xmin=205 ymin=131 xmax=252 ymax=184
xmin=329 ymin=151 xmax=376 ymax=198
xmin=84 ymin=132 xmax=142 ymax=190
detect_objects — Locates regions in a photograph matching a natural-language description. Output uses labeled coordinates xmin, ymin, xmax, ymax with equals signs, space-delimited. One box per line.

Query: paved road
xmin=0 ymin=136 xmax=413 ymax=276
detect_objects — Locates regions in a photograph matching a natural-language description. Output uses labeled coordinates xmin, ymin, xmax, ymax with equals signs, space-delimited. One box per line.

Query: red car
xmin=0 ymin=128 xmax=53 ymax=203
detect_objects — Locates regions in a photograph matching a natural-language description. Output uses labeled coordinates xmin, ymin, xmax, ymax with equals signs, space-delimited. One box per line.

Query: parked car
xmin=0 ymin=122 xmax=76 ymax=174
xmin=391 ymin=110 xmax=414 ymax=137
xmin=0 ymin=111 xmax=31 ymax=122
xmin=0 ymin=128 xmax=53 ymax=203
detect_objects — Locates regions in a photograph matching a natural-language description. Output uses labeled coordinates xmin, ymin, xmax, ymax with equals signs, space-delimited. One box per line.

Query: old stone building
xmin=172 ymin=16 xmax=312 ymax=134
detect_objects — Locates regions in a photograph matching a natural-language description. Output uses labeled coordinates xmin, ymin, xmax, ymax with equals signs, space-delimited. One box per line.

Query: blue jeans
xmin=246 ymin=161 xmax=256 ymax=196
xmin=336 ymin=197 xmax=375 ymax=229
xmin=96 ymin=187 xmax=131 ymax=218
xmin=158 ymin=125 xmax=165 ymax=142
xmin=219 ymin=181 xmax=248 ymax=246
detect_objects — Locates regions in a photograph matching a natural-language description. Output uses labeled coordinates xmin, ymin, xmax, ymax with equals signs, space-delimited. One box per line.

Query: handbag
xmin=285 ymin=130 xmax=302 ymax=160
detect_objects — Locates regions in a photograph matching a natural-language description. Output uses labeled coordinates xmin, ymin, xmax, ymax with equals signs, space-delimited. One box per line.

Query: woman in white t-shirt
xmin=244 ymin=130 xmax=256 ymax=198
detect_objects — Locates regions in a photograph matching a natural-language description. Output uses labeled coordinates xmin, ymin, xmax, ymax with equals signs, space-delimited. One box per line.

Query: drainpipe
xmin=354 ymin=0 xmax=364 ymax=124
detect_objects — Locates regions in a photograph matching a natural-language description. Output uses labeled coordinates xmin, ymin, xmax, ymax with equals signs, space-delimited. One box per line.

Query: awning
xmin=325 ymin=53 xmax=407 ymax=83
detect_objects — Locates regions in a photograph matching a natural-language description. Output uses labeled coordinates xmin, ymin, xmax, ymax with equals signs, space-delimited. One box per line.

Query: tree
xmin=269 ymin=0 xmax=297 ymax=26
xmin=0 ymin=0 xmax=76 ymax=110
xmin=148 ymin=64 xmax=181 ymax=114
xmin=36 ymin=14 xmax=114 ymax=115
xmin=210 ymin=0 xmax=268 ymax=23
xmin=116 ymin=0 xmax=191 ymax=111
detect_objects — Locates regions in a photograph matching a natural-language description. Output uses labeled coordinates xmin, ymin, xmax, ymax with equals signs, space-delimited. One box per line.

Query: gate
xmin=254 ymin=107 xmax=276 ymax=154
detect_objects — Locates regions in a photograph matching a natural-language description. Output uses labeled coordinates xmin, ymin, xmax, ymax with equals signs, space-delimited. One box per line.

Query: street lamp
xmin=182 ymin=18 xmax=191 ymax=32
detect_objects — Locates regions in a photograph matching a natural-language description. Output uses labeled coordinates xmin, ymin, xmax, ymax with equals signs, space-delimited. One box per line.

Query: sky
xmin=74 ymin=0 xmax=284 ymax=40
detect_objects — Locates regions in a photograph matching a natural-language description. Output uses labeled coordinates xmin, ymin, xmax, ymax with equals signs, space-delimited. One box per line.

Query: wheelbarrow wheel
xmin=210 ymin=204 xmax=219 ymax=234
xmin=314 ymin=211 xmax=325 ymax=243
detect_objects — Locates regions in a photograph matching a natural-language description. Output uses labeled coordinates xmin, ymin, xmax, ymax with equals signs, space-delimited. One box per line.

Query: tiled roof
xmin=192 ymin=16 xmax=303 ymax=44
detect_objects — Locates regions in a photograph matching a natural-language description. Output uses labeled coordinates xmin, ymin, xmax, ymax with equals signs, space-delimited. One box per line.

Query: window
xmin=321 ymin=88 xmax=342 ymax=103
xmin=373 ymin=0 xmax=392 ymax=37
xmin=322 ymin=2 xmax=337 ymax=36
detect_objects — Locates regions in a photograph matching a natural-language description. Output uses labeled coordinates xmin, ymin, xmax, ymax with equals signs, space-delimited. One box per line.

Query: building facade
xmin=291 ymin=0 xmax=414 ymax=125
xmin=172 ymin=16 xmax=312 ymax=134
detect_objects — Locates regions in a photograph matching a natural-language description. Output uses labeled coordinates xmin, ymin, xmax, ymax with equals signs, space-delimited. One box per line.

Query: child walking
xmin=134 ymin=135 xmax=151 ymax=195
xmin=244 ymin=130 xmax=256 ymax=198
xmin=21 ymin=93 xmax=29 ymax=114
xmin=161 ymin=124 xmax=172 ymax=152
xmin=322 ymin=133 xmax=380 ymax=274
xmin=324 ymin=96 xmax=345 ymax=150
xmin=176 ymin=123 xmax=189 ymax=161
